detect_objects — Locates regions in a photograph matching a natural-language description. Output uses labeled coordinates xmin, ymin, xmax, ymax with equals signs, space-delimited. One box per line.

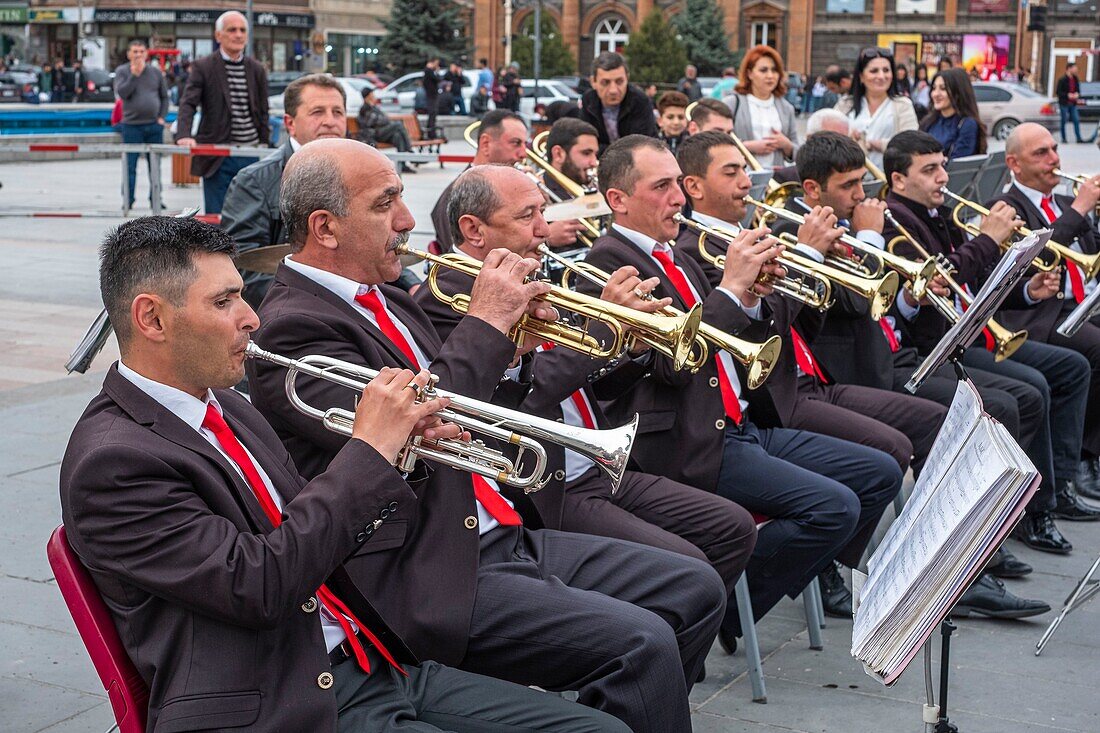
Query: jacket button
xmin=553 ymin=469 xmax=566 ymax=480
xmin=715 ymin=418 xmax=726 ymax=430
xmin=301 ymin=596 xmax=318 ymax=613
xmin=380 ymin=508 xmax=391 ymax=519
xmin=388 ymin=501 xmax=398 ymax=512
xmin=464 ymin=515 xmax=478 ymax=530
xmin=709 ymin=377 xmax=719 ymax=388
xmin=355 ymin=532 xmax=367 ymax=542
xmin=317 ymin=671 xmax=334 ymax=689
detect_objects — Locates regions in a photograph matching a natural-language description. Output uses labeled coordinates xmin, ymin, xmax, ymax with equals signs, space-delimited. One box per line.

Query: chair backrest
xmin=972 ymin=150 xmax=1009 ymax=204
xmin=47 ymin=525 xmax=149 ymax=733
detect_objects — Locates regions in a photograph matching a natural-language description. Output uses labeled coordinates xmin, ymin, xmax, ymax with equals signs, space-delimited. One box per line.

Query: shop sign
xmin=895 ymin=0 xmax=936 ymax=13
xmin=969 ymin=0 xmax=1012 ymax=11
xmin=0 ymin=5 xmax=27 ymax=23
xmin=254 ymin=12 xmax=313 ymax=28
xmin=825 ymin=0 xmax=866 ymax=12
xmin=94 ymin=9 xmax=177 ymax=23
xmin=29 ymin=8 xmax=71 ymax=23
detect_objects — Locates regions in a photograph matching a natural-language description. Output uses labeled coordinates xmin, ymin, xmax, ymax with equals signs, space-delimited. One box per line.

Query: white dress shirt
xmin=1014 ymin=180 xmax=1097 ymax=300
xmin=283 ymin=255 xmax=515 ymax=535
xmin=613 ymin=223 xmax=751 ymax=414
xmin=746 ymin=94 xmax=785 ymax=169
xmin=115 ymin=361 xmax=351 ymax=652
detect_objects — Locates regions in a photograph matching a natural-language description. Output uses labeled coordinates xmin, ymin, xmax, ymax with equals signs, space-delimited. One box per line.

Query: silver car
xmin=973 ymin=81 xmax=1059 ymax=141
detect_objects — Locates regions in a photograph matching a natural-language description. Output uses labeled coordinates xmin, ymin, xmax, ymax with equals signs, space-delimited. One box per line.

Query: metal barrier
xmin=0 ymin=142 xmax=475 ymax=216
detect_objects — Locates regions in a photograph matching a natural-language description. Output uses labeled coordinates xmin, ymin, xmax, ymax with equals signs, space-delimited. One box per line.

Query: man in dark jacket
xmin=175 ymin=11 xmax=269 ymax=214
xmin=356 ymin=88 xmax=415 ymax=173
xmin=579 ymin=52 xmax=657 ymax=154
xmin=1055 ymin=63 xmax=1092 ymax=144
xmin=422 ymin=57 xmax=441 ymax=137
xmin=443 ymin=61 xmax=468 ymax=114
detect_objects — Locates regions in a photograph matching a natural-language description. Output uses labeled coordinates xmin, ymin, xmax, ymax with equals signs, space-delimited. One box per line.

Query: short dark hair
xmin=676 ymin=130 xmax=736 ymax=180
xmin=479 ymin=108 xmax=526 ymax=138
xmin=657 ymin=90 xmax=690 ymax=114
xmin=689 ymin=97 xmax=732 ymax=126
xmin=884 ymin=130 xmax=944 ymax=180
xmin=283 ymin=74 xmax=346 ymax=117
xmin=546 ymin=118 xmax=598 ymax=158
xmin=598 ymin=135 xmax=669 ymax=198
xmin=545 ymin=100 xmax=582 ymax=123
xmin=99 ymin=216 xmax=236 ymax=347
xmin=447 ymin=167 xmax=505 ymax=245
xmin=824 ymin=67 xmax=851 ymax=85
xmin=127 ymin=39 xmax=147 ymax=50
xmin=796 ymin=131 xmax=866 ymax=186
xmin=591 ymin=51 xmax=627 ymax=78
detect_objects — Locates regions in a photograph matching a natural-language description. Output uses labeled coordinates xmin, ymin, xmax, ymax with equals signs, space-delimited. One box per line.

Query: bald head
xmin=1004 ymin=122 xmax=1050 ymax=157
xmin=449 ymin=165 xmax=547 ymax=258
xmin=1004 ymin=122 xmax=1060 ymax=193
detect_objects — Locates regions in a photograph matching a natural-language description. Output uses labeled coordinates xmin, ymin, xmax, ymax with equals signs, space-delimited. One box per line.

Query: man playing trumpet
xmin=247 ymin=138 xmax=727 ymax=733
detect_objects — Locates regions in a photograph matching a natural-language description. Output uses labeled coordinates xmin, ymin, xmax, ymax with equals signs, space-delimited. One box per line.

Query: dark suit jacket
xmin=247 ymin=263 xmax=516 ymax=666
xmin=175 ymin=52 xmax=270 ymax=177
xmin=579 ymin=84 xmax=659 ymax=154
xmin=415 ymin=266 xmax=650 ymax=528
xmin=988 ymin=183 xmax=1098 ymax=341
xmin=60 ymin=366 xmax=414 ymax=732
xmin=578 ymin=228 xmax=779 ymax=491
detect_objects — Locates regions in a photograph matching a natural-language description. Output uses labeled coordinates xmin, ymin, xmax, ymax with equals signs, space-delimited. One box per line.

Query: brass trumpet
xmin=884 ymin=208 xmax=1027 ymax=362
xmin=245 ymin=342 xmax=638 ymax=493
xmin=941 ymin=186 xmax=1100 ymax=279
xmin=396 ymin=244 xmax=705 ymax=372
xmin=547 ymin=248 xmax=782 ymax=390
xmin=1054 ymin=168 xmax=1100 ymax=235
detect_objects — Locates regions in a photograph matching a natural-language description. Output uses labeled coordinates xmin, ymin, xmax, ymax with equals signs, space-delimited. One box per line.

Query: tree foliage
xmin=380 ymin=0 xmax=469 ymax=75
xmin=624 ymin=10 xmax=689 ymax=84
xmin=512 ymin=14 xmax=577 ymax=78
xmin=673 ymin=0 xmax=736 ymax=76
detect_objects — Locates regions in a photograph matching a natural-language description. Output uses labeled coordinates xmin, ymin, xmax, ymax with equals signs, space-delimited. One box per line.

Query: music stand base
xmin=1036 ymin=553 xmax=1100 ymax=656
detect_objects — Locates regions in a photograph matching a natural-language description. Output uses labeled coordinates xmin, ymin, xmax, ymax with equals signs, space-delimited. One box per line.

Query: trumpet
xmin=396 ymin=243 xmax=705 ymax=372
xmin=1054 ymin=168 xmax=1100 ymax=228
xmin=546 ymin=248 xmax=782 ymax=390
xmin=244 ymin=342 xmax=637 ymax=493
xmin=748 ymin=193 xmax=936 ymax=298
xmin=884 ymin=209 xmax=1027 ymax=362
xmin=941 ymin=187 xmax=1100 ymax=280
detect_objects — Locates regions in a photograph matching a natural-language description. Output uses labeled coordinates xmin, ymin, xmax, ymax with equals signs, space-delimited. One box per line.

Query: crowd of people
xmin=57 ymin=22 xmax=1100 ymax=732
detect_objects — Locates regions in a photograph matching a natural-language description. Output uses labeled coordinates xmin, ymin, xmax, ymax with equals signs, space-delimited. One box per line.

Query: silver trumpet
xmin=245 ymin=342 xmax=638 ymax=494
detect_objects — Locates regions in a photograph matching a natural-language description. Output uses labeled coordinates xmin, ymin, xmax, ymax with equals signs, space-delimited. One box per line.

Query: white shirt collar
xmin=612 ymin=223 xmax=670 ymax=257
xmin=289 ymin=136 xmax=302 ymax=152
xmin=220 ymin=49 xmax=244 ymax=63
xmin=116 ymin=360 xmax=220 ymax=434
xmin=1013 ymin=179 xmax=1056 ymax=211
xmin=283 ymin=255 xmax=379 ymax=309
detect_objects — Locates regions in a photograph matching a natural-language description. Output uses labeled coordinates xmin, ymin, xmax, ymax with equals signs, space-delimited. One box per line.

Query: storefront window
xmin=825 ymin=0 xmax=867 ymax=11
xmin=327 ymin=33 xmax=383 ymax=76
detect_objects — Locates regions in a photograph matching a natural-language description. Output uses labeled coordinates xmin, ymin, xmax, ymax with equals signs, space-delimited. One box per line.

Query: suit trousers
xmin=333 ymin=646 xmax=630 ymax=733
xmin=963 ymin=340 xmax=1089 ymax=504
xmin=560 ymin=467 xmax=758 ymax=598
xmin=791 ymin=379 xmax=948 ymax=476
xmin=1047 ymin=316 xmax=1100 ymax=457
xmin=715 ymin=423 xmax=901 ymax=637
xmin=459 ymin=526 xmax=726 ymax=733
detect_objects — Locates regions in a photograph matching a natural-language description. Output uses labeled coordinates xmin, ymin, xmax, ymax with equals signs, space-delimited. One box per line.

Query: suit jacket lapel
xmin=606 ymin=227 xmax=693 ymax=309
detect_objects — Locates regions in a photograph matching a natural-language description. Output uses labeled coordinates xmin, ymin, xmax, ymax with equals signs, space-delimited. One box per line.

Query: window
xmin=594 ymin=16 xmax=629 ymax=56
xmin=750 ymin=22 xmax=775 ymax=48
xmin=973 ymin=85 xmax=1011 ymax=103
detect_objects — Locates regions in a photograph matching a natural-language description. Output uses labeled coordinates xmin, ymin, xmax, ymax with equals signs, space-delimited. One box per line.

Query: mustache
xmin=386 ymin=231 xmax=410 ymax=252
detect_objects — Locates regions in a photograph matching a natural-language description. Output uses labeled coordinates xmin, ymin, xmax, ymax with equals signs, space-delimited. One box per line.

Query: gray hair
xmin=280 ymin=149 xmax=349 ymax=249
xmin=215 ymin=11 xmax=247 ymax=33
xmin=806 ymin=108 xmax=850 ymax=135
xmin=447 ymin=167 xmax=506 ymax=246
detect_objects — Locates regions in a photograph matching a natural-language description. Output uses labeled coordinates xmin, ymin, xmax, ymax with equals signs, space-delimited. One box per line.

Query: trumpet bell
xmin=746 ymin=334 xmax=782 ymax=391
xmin=673 ymin=304 xmax=704 ymax=372
xmin=990 ymin=325 xmax=1028 ymax=362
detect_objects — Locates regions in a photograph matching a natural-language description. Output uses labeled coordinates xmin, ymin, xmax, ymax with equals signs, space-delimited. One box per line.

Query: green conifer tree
xmin=380 ymin=0 xmax=469 ymax=75
xmin=673 ymin=0 xmax=736 ymax=76
xmin=512 ymin=14 xmax=577 ymax=78
xmin=623 ymin=10 xmax=689 ymax=84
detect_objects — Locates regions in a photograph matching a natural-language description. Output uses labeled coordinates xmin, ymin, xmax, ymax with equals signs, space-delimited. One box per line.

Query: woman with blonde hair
xmin=721 ymin=44 xmax=800 ymax=169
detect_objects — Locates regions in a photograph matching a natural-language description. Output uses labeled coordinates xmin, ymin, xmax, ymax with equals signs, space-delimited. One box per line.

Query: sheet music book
xmin=852 ymin=379 xmax=1040 ymax=685
xmin=65 ymin=308 xmax=113 ymax=374
xmin=1056 ymin=282 xmax=1100 ymax=338
xmin=906 ymin=229 xmax=1052 ymax=393
xmin=542 ymin=192 xmax=611 ymax=222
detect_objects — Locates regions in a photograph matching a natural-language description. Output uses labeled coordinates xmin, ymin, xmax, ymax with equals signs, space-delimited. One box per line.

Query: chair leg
xmin=734 ymin=574 xmax=767 ymax=703
xmin=105 ymin=724 xmax=120 ymax=733
xmin=803 ymin=583 xmax=825 ymax=650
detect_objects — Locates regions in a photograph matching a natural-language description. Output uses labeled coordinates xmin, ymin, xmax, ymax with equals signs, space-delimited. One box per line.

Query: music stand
xmin=944 ymin=155 xmax=988 ymax=200
xmin=743 ymin=171 xmax=777 ymax=227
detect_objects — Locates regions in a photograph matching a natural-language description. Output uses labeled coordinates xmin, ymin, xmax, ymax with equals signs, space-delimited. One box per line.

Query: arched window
xmin=593 ymin=16 xmax=629 ymax=56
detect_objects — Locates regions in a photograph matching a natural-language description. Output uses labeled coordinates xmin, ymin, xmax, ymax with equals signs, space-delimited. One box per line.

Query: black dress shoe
xmin=818 ymin=562 xmax=853 ymax=618
xmin=985 ymin=547 xmax=1032 ymax=578
xmin=717 ymin=628 xmax=738 ymax=655
xmin=1012 ymin=511 xmax=1073 ymax=554
xmin=951 ymin=574 xmax=1051 ymax=619
xmin=1051 ymin=480 xmax=1100 ymax=521
xmin=1076 ymin=457 xmax=1100 ymax=500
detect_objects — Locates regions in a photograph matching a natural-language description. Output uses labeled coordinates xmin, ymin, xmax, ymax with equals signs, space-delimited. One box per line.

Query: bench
xmin=348 ymin=113 xmax=448 ymax=167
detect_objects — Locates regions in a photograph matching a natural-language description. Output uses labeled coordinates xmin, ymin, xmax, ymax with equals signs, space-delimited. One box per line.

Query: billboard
xmin=826 ymin=0 xmax=866 ymax=12
xmin=922 ymin=34 xmax=963 ymax=72
xmin=962 ymin=34 xmax=1010 ymax=81
xmin=969 ymin=0 xmax=1012 ymax=11
xmin=896 ymin=0 xmax=937 ymax=12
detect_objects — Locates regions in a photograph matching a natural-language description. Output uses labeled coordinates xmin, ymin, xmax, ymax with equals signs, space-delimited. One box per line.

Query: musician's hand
xmin=351 ymin=368 xmax=454 ymax=464
xmin=923 ymin=274 xmax=952 ymax=303
xmin=720 ymin=227 xmax=784 ymax=307
xmin=511 ymin=299 xmax=560 ymax=360
xmin=547 ymin=219 xmax=587 ymax=247
xmin=602 ymin=266 xmax=671 ymax=313
xmin=978 ymin=201 xmax=1021 ymax=244
xmin=850 ymin=199 xmax=886 ymax=235
xmin=752 ymin=259 xmax=787 ymax=298
xmin=1070 ymin=174 xmax=1100 ymax=217
xmin=1026 ymin=269 xmax=1063 ymax=301
xmin=176 ymin=137 xmax=196 ymax=147
xmin=796 ymin=205 xmax=841 ymax=255
xmin=468 ymin=248 xmax=549 ymax=336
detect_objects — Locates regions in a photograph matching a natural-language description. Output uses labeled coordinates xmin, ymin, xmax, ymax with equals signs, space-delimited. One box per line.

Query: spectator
xmin=709 ymin=67 xmax=738 ymax=100
xmin=443 ymin=60 xmax=468 ymax=114
xmin=545 ymin=99 xmax=581 ymax=123
xmin=436 ymin=80 xmax=455 ymax=117
xmin=71 ymin=60 xmax=84 ymax=103
xmin=578 ymin=52 xmax=658 ymax=153
xmin=643 ymin=83 xmax=659 ymax=112
xmin=492 ymin=66 xmax=507 ymax=106
xmin=837 ymin=46 xmax=918 ymax=168
xmin=114 ymin=40 xmax=170 ymax=210
xmin=470 ymin=83 xmax=491 ymax=117
xmin=919 ymin=67 xmax=986 ymax=158
xmin=422 ymin=57 xmax=441 ymax=138
xmin=501 ymin=62 xmax=522 ymax=112
xmin=1055 ymin=62 xmax=1093 ymax=144
xmin=476 ymin=57 xmax=494 ymax=97
xmin=656 ymin=90 xmax=689 ymax=154
xmin=822 ymin=64 xmax=851 ymax=109
xmin=895 ymin=63 xmax=912 ymax=97
xmin=722 ymin=44 xmax=800 ymax=169
xmin=809 ymin=75 xmax=827 ymax=114
xmin=678 ymin=64 xmax=703 ymax=101
xmin=175 ymin=11 xmax=269 ymax=214
xmin=50 ymin=59 xmax=65 ymax=102
xmin=356 ymin=89 xmax=417 ymax=173
xmin=912 ymin=65 xmax=931 ymax=111
xmin=938 ymin=56 xmax=953 ymax=72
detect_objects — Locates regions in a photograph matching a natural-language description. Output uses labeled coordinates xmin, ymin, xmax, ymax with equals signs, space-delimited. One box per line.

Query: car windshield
xmin=343 ymin=78 xmax=372 ymax=92
xmin=1008 ymin=84 xmax=1045 ymax=98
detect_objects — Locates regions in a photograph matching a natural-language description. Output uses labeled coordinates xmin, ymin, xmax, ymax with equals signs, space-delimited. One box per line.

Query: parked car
xmin=1076 ymin=81 xmax=1100 ymax=122
xmin=78 ymin=67 xmax=115 ymax=102
xmin=267 ymin=70 xmax=307 ymax=98
xmin=374 ymin=69 xmax=480 ymax=112
xmin=4 ymin=71 xmax=40 ymax=103
xmin=522 ymin=79 xmax=581 ymax=117
xmin=0 ymin=73 xmax=27 ymax=103
xmin=267 ymin=75 xmax=376 ymax=118
xmin=376 ymin=71 xmax=577 ymax=119
xmin=696 ymin=76 xmax=721 ymax=98
xmin=972 ymin=81 xmax=1058 ymax=141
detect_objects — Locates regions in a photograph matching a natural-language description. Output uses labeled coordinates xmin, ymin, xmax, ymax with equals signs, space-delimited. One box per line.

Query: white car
xmin=375 ymin=70 xmax=579 ymax=118
xmin=267 ymin=76 xmax=376 ymax=117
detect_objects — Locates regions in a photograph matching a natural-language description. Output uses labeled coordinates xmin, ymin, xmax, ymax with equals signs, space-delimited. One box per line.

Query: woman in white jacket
xmin=836 ymin=47 xmax=918 ymax=168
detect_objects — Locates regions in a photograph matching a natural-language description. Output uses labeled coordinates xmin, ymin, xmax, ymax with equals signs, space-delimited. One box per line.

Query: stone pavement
xmin=2 ymin=143 xmax=1099 ymax=731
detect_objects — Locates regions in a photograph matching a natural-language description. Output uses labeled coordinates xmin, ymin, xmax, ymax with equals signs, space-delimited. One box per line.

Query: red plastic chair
xmin=47 ymin=525 xmax=149 ymax=733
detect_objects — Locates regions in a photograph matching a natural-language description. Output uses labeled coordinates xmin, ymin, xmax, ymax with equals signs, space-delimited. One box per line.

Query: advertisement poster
xmin=876 ymin=34 xmax=923 ymax=72
xmin=962 ymin=34 xmax=1010 ymax=81
xmin=969 ymin=0 xmax=1012 ymax=10
xmin=895 ymin=0 xmax=937 ymax=12
xmin=921 ymin=34 xmax=963 ymax=72
xmin=825 ymin=0 xmax=866 ymax=12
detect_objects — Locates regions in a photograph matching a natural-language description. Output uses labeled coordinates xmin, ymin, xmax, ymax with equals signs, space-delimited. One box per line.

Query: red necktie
xmin=355 ymin=290 xmax=422 ymax=368
xmin=789 ymin=328 xmax=829 ymax=383
xmin=471 ymin=474 xmax=522 ymax=525
xmin=540 ymin=341 xmax=598 ymax=430
xmin=1039 ymin=197 xmax=1086 ymax=303
xmin=651 ymin=249 xmax=743 ymax=424
xmin=878 ymin=320 xmax=901 ymax=353
xmin=202 ymin=404 xmax=404 ymax=676
xmin=959 ymin=285 xmax=998 ymax=353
